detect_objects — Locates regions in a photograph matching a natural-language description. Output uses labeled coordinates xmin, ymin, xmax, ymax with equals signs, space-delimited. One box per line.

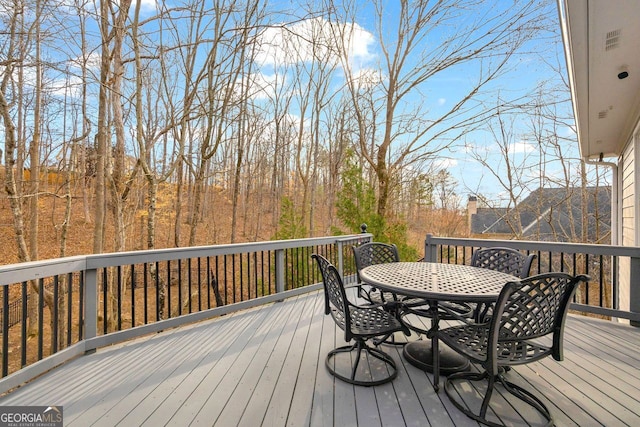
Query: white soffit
xmin=561 ymin=0 xmax=640 ymax=159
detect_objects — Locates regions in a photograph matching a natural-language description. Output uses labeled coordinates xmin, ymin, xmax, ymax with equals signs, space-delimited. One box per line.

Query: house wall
xmin=619 ymin=125 xmax=640 ymax=314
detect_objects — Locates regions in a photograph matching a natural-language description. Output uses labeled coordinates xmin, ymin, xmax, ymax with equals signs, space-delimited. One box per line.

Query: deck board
xmin=309 ymin=307 xmax=340 ymax=427
xmin=1 ymin=289 xmax=639 ymax=426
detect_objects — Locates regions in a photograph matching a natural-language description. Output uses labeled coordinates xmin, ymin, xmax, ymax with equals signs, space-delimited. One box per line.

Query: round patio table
xmin=359 ymin=261 xmax=518 ymax=390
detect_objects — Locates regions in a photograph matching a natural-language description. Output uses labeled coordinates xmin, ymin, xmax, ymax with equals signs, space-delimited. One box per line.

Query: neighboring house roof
xmin=470 ymin=186 xmax=611 ymax=242
xmin=471 ymin=208 xmax=511 ymax=235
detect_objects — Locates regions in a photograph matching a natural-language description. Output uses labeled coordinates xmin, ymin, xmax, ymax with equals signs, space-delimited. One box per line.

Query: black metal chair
xmin=311 ymin=254 xmax=410 ymax=386
xmin=352 ymin=242 xmax=402 ymax=305
xmin=352 ymin=242 xmax=426 ymax=345
xmin=470 ymin=247 xmax=536 ymax=278
xmin=471 ymin=247 xmax=536 ymax=321
xmin=437 ymin=272 xmax=589 ymax=426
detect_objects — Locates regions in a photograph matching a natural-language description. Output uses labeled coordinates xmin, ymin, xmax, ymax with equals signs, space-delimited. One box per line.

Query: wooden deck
xmin=1 ymin=289 xmax=639 ymax=426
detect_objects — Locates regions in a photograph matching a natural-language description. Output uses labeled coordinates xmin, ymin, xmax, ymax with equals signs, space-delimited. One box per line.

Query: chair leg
xmin=444 ymin=370 xmax=553 ymax=427
xmin=326 ymin=340 xmax=398 ymax=386
xmin=500 ymin=377 xmax=553 ymax=424
xmin=351 ymin=342 xmax=364 ymax=380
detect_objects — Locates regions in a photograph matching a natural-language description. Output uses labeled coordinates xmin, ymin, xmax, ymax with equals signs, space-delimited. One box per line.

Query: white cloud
xmin=253 ymin=17 xmax=375 ymax=69
xmin=509 ymin=140 xmax=536 ymax=153
xmin=140 ymin=0 xmax=156 ymax=10
xmin=463 ymin=141 xmax=479 ymax=153
xmin=49 ymin=75 xmax=84 ymax=98
xmin=351 ymin=67 xmax=385 ymax=89
xmin=69 ymin=51 xmax=101 ymax=71
xmin=433 ymin=158 xmax=458 ymax=170
xmin=242 ymin=72 xmax=281 ymax=101
xmin=345 ymin=22 xmax=375 ymax=63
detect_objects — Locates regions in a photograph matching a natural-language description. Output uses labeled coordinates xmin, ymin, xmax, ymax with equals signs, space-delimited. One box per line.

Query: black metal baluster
xmin=2 ymin=285 xmax=9 ymax=377
xmin=117 ymin=266 xmax=122 ymax=331
xmin=197 ymin=258 xmax=202 ymax=312
xmin=259 ymin=252 xmax=263 ymax=296
xmin=267 ymin=250 xmax=272 ymax=294
xmin=131 ymin=264 xmax=136 ymax=328
xmin=599 ymin=254 xmax=605 ymax=306
xmin=188 ymin=258 xmax=193 ymax=314
xmin=155 ymin=262 xmax=160 ymax=321
xmin=38 ymin=278 xmax=44 ymax=360
xmin=167 ymin=261 xmax=172 ymax=319
xmin=102 ymin=268 xmax=108 ymax=334
xmin=143 ymin=263 xmax=148 ymax=325
xmin=613 ymin=256 xmax=619 ymax=310
xmin=206 ymin=256 xmax=211 ymax=309
xmin=67 ymin=273 xmax=73 ymax=347
xmin=239 ymin=253 xmax=244 ymax=301
xmin=177 ymin=259 xmax=182 ymax=316
xmin=250 ymin=252 xmax=255 ymax=298
xmin=52 ymin=276 xmax=59 ymax=353
xmin=584 ymin=254 xmax=590 ymax=305
xmin=21 ymin=281 xmax=28 ymax=367
xmin=224 ymin=255 xmax=231 ymax=304
xmin=79 ymin=272 xmax=84 ymax=341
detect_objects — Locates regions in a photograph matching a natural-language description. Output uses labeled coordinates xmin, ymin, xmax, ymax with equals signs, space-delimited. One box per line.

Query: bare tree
xmin=184 ymin=0 xmax=260 ymax=247
xmin=0 ymin=0 xmax=74 ymax=340
xmin=330 ymin=0 xmax=548 ymax=223
xmin=465 ymin=104 xmax=533 ymax=237
xmin=1 ymin=9 xmax=30 ymax=264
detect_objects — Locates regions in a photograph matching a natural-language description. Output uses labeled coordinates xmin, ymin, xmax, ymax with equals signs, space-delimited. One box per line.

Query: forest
xmin=0 ymin=0 xmax=610 ymax=267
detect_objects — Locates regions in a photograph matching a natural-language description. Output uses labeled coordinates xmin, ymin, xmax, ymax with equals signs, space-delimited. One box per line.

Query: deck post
xmin=337 ymin=240 xmax=344 ymax=276
xmin=630 ymin=255 xmax=640 ymax=327
xmin=275 ymin=249 xmax=285 ymax=296
xmin=424 ymin=234 xmax=437 ymax=262
xmin=84 ymin=267 xmax=98 ymax=353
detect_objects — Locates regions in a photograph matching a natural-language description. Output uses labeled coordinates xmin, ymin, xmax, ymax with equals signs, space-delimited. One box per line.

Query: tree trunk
xmin=93 ymin=0 xmax=111 ymax=254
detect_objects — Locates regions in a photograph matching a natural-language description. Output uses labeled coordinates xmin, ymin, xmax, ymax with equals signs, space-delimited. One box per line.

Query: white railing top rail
xmin=425 ymin=234 xmax=640 ymax=257
xmin=0 ymin=234 xmax=373 ymax=285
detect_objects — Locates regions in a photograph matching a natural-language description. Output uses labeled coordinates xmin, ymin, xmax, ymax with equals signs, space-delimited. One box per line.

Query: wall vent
xmin=598 ymin=110 xmax=608 ymax=119
xmin=605 ymin=29 xmax=621 ymax=51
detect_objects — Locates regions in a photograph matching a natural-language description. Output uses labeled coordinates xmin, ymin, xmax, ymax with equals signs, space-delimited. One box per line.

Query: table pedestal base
xmin=403 ymin=340 xmax=469 ymax=375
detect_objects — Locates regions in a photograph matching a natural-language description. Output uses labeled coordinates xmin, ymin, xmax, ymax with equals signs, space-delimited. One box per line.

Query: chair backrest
xmin=352 ymin=242 xmax=400 ymax=281
xmin=471 ymin=247 xmax=536 ymax=279
xmin=490 ymin=272 xmax=589 ymax=361
xmin=312 ymin=254 xmax=352 ymax=339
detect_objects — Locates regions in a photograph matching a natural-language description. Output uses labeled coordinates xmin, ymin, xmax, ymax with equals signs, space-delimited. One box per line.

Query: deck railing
xmin=424 ymin=234 xmax=640 ymax=324
xmin=0 ymin=233 xmax=371 ymax=393
xmin=2 ymin=232 xmax=640 ymax=395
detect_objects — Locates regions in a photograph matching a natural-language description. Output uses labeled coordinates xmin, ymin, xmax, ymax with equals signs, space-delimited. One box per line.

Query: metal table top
xmin=359 ymin=262 xmax=518 ymax=302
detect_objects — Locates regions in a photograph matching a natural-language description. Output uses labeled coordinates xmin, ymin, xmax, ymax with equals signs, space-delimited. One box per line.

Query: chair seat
xmin=439 ymin=323 xmax=553 ymax=365
xmin=331 ymin=305 xmax=407 ymax=338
